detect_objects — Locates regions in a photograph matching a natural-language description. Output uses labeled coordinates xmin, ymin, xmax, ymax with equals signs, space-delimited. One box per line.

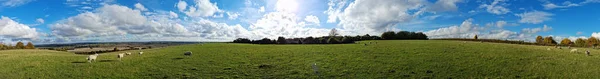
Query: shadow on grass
xmin=71 ymin=61 xmax=87 ymax=63
xmin=172 ymin=57 xmax=184 ymax=60
xmin=99 ymin=60 xmax=117 ymax=62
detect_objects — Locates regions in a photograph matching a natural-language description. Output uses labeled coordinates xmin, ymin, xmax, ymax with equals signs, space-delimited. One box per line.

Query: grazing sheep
xmin=87 ymin=54 xmax=99 ymax=63
xmin=139 ymin=52 xmax=144 ymax=55
xmin=547 ymin=48 xmax=551 ymax=50
xmin=570 ymin=49 xmax=578 ymax=53
xmin=125 ymin=52 xmax=131 ymax=55
xmin=117 ymin=53 xmax=125 ymax=61
xmin=586 ymin=50 xmax=591 ymax=56
xmin=568 ymin=46 xmax=571 ymax=49
xmin=184 ymin=51 xmax=192 ymax=56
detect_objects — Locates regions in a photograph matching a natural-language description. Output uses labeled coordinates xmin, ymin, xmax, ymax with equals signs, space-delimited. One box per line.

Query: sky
xmin=0 ymin=0 xmax=599 ymax=44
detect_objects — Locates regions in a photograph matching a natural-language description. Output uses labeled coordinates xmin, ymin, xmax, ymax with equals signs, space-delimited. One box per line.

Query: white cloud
xmin=36 ymin=18 xmax=44 ymax=24
xmin=485 ymin=20 xmax=518 ymax=28
xmin=134 ymin=3 xmax=148 ymax=11
xmin=226 ymin=12 xmax=240 ymax=20
xmin=169 ymin=11 xmax=178 ymax=18
xmin=304 ymin=15 xmax=320 ymax=26
xmin=543 ymin=1 xmax=579 ymax=10
xmin=1 ymin=0 xmax=33 ymax=7
xmin=337 ymin=0 xmax=426 ymax=34
xmin=51 ymin=4 xmax=155 ymax=37
xmin=515 ymin=11 xmax=553 ymax=24
xmin=426 ymin=0 xmax=462 ymax=12
xmin=259 ymin=6 xmax=265 ymax=12
xmin=0 ymin=16 xmax=39 ymax=39
xmin=176 ymin=0 xmax=187 ymax=12
xmin=424 ymin=18 xmax=482 ymax=38
xmin=324 ymin=0 xmax=348 ymax=23
xmin=249 ymin=12 xmax=329 ymax=39
xmin=521 ymin=25 xmax=552 ymax=34
xmin=180 ymin=0 xmax=222 ymax=17
xmin=479 ymin=0 xmax=511 ymax=15
xmin=495 ymin=20 xmax=507 ymax=28
xmin=577 ymin=31 xmax=583 ymax=35
xmin=593 ymin=32 xmax=600 ymax=38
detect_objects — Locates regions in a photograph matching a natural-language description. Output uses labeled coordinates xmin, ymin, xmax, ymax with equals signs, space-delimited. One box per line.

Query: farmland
xmin=1 ymin=40 xmax=599 ymax=78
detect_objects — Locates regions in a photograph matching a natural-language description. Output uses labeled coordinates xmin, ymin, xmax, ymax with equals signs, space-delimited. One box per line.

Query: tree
xmin=233 ymin=38 xmax=251 ymax=43
xmin=381 ymin=31 xmax=396 ymax=40
xmin=328 ymin=28 xmax=339 ymax=37
xmin=277 ymin=36 xmax=287 ymax=44
xmin=327 ymin=37 xmax=340 ymax=44
xmin=341 ymin=37 xmax=353 ymax=43
xmin=113 ymin=47 xmax=119 ymax=51
xmin=474 ymin=35 xmax=478 ymax=40
xmin=588 ymin=37 xmax=599 ymax=47
xmin=575 ymin=38 xmax=587 ymax=47
xmin=535 ymin=36 xmax=544 ymax=44
xmin=415 ymin=32 xmax=428 ymax=40
xmin=560 ymin=38 xmax=572 ymax=46
xmin=0 ymin=43 xmax=5 ymax=50
xmin=543 ymin=36 xmax=557 ymax=45
xmin=25 ymin=42 xmax=34 ymax=49
xmin=15 ymin=42 xmax=25 ymax=49
xmin=397 ymin=31 xmax=410 ymax=39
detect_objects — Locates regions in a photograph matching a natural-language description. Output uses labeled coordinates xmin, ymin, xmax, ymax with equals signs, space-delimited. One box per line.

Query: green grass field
xmin=1 ymin=40 xmax=600 ymax=78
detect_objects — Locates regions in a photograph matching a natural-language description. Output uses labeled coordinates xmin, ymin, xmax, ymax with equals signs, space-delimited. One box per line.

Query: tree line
xmin=0 ymin=42 xmax=35 ymax=50
xmin=537 ymin=35 xmax=600 ymax=48
xmin=233 ymin=30 xmax=428 ymax=44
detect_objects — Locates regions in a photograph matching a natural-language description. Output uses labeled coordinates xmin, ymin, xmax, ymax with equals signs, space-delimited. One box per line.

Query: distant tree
xmin=233 ymin=38 xmax=252 ymax=43
xmin=113 ymin=47 xmax=119 ymax=51
xmin=535 ymin=36 xmax=544 ymax=44
xmin=361 ymin=34 xmax=371 ymax=40
xmin=588 ymin=37 xmax=599 ymax=48
xmin=15 ymin=42 xmax=25 ymax=49
xmin=327 ymin=37 xmax=340 ymax=44
xmin=543 ymin=36 xmax=557 ymax=45
xmin=341 ymin=37 xmax=353 ymax=43
xmin=277 ymin=36 xmax=287 ymax=44
xmin=474 ymin=35 xmax=478 ymax=40
xmin=415 ymin=32 xmax=428 ymax=40
xmin=381 ymin=31 xmax=396 ymax=40
xmin=397 ymin=31 xmax=410 ymax=39
xmin=0 ymin=43 xmax=5 ymax=50
xmin=25 ymin=42 xmax=34 ymax=49
xmin=575 ymin=38 xmax=587 ymax=47
xmin=560 ymin=38 xmax=572 ymax=46
xmin=328 ymin=28 xmax=339 ymax=37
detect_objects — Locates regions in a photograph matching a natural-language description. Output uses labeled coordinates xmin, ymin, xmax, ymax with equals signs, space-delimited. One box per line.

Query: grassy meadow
xmin=1 ymin=40 xmax=600 ymax=78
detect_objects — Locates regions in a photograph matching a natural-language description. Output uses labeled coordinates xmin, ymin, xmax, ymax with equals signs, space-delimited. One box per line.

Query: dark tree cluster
xmin=232 ymin=34 xmax=383 ymax=44
xmin=380 ymin=31 xmax=428 ymax=40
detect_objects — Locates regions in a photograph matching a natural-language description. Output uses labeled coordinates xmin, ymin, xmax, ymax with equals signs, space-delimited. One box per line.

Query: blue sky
xmin=0 ymin=0 xmax=599 ymax=44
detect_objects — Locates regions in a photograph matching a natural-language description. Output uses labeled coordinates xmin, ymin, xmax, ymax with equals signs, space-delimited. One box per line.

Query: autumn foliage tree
xmin=588 ymin=37 xmax=599 ymax=48
xmin=15 ymin=42 xmax=25 ymax=49
xmin=575 ymin=38 xmax=587 ymax=47
xmin=543 ymin=36 xmax=557 ymax=45
xmin=560 ymin=38 xmax=572 ymax=46
xmin=25 ymin=42 xmax=34 ymax=49
xmin=535 ymin=36 xmax=544 ymax=44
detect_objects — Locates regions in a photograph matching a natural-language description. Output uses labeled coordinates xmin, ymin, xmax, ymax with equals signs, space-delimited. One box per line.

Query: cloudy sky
xmin=0 ymin=0 xmax=599 ymax=44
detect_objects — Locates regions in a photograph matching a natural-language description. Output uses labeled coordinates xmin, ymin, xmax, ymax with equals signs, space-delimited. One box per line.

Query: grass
xmin=1 ymin=40 xmax=600 ymax=78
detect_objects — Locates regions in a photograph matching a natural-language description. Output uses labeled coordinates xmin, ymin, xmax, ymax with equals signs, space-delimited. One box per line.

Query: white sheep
xmin=125 ymin=52 xmax=131 ymax=55
xmin=117 ymin=53 xmax=125 ymax=61
xmin=184 ymin=51 xmax=192 ymax=56
xmin=87 ymin=54 xmax=99 ymax=63
xmin=586 ymin=50 xmax=591 ymax=56
xmin=547 ymin=48 xmax=551 ymax=50
xmin=139 ymin=52 xmax=144 ymax=55
xmin=570 ymin=49 xmax=578 ymax=53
